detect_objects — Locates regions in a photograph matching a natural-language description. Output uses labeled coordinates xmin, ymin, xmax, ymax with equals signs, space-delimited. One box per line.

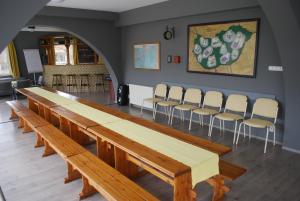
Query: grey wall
xmin=258 ymin=0 xmax=300 ymax=152
xmin=0 ymin=0 xmax=49 ymax=52
xmin=121 ymin=6 xmax=285 ymax=141
xmin=117 ymin=0 xmax=259 ymax=26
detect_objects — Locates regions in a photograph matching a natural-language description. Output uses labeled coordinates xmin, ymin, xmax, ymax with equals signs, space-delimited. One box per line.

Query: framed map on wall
xmin=134 ymin=42 xmax=160 ymax=70
xmin=187 ymin=18 xmax=260 ymax=77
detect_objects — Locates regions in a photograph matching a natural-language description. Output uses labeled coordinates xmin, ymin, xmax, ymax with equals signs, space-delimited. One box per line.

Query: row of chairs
xmin=141 ymin=83 xmax=279 ymax=153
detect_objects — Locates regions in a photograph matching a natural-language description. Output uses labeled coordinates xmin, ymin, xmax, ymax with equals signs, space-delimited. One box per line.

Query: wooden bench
xmin=6 ymin=100 xmax=29 ymax=119
xmin=67 ymin=151 xmax=159 ymax=201
xmin=32 ymin=125 xmax=158 ymax=201
xmin=6 ymin=101 xmax=50 ymax=134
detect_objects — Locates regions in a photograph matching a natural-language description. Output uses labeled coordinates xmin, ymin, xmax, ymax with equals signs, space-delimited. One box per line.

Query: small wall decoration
xmin=134 ymin=42 xmax=160 ymax=70
xmin=187 ymin=18 xmax=260 ymax=77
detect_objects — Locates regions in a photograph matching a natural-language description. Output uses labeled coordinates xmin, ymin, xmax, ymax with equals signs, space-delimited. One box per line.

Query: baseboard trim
xmin=282 ymin=146 xmax=300 ymax=154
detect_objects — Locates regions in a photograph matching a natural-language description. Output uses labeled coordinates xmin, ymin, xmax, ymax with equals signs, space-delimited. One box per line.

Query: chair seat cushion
xmin=243 ymin=118 xmax=273 ymax=128
xmin=144 ymin=97 xmax=163 ymax=103
xmin=174 ymin=104 xmax=197 ymax=111
xmin=215 ymin=112 xmax=243 ymax=121
xmin=157 ymin=100 xmax=179 ymax=107
xmin=192 ymin=108 xmax=219 ymax=116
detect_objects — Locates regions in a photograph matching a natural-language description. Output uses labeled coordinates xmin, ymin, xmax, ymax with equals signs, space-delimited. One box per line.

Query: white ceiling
xmin=47 ymin=0 xmax=168 ymax=12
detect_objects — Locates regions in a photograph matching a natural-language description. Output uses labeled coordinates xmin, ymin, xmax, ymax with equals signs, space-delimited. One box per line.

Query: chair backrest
xmin=183 ymin=88 xmax=202 ymax=106
xmin=252 ymin=98 xmax=278 ymax=121
xmin=225 ymin=94 xmax=248 ymax=114
xmin=154 ymin=83 xmax=167 ymax=98
xmin=168 ymin=86 xmax=183 ymax=102
xmin=203 ymin=91 xmax=223 ymax=109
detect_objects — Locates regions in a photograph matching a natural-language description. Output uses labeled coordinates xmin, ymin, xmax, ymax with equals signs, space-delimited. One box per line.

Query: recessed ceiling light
xmin=49 ymin=0 xmax=66 ymax=3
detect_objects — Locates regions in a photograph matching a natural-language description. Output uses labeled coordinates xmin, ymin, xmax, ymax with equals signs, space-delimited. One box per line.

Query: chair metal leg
xmin=189 ymin=111 xmax=193 ymax=131
xmin=273 ymin=126 xmax=276 ymax=146
xmin=170 ymin=108 xmax=175 ymax=125
xmin=244 ymin=124 xmax=246 ymax=139
xmin=219 ymin=119 xmax=222 ymax=134
xmin=152 ymin=103 xmax=155 ymax=119
xmin=209 ymin=116 xmax=216 ymax=137
xmin=208 ymin=115 xmax=212 ymax=136
xmin=233 ymin=121 xmax=238 ymax=144
xmin=264 ymin=128 xmax=269 ymax=153
xmin=154 ymin=104 xmax=158 ymax=119
xmin=249 ymin=127 xmax=252 ymax=139
xmin=236 ymin=122 xmax=243 ymax=145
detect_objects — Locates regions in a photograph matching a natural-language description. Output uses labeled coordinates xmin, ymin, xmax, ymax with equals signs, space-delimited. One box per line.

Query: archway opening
xmin=13 ymin=25 xmax=118 ymax=104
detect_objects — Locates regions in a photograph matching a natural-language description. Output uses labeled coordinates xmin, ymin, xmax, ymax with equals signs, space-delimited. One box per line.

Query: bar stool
xmin=79 ymin=74 xmax=90 ymax=92
xmin=66 ymin=74 xmax=78 ymax=92
xmin=95 ymin=73 xmax=105 ymax=92
xmin=52 ymin=74 xmax=63 ymax=90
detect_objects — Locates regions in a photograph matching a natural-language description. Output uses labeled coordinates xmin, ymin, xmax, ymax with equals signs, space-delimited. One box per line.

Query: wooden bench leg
xmin=207 ymin=175 xmax=230 ymax=201
xmin=79 ymin=176 xmax=97 ymax=200
xmin=97 ymin=137 xmax=115 ymax=167
xmin=173 ymin=172 xmax=193 ymax=201
xmin=34 ymin=132 xmax=44 ymax=148
xmin=10 ymin=109 xmax=18 ymax=119
xmin=42 ymin=141 xmax=56 ymax=157
xmin=22 ymin=121 xmax=33 ymax=134
xmin=64 ymin=162 xmax=81 ymax=183
xmin=114 ymin=147 xmax=139 ymax=179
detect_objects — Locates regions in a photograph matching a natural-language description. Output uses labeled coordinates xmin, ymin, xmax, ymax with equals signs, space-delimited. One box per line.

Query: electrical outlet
xmin=268 ymin=66 xmax=283 ymax=72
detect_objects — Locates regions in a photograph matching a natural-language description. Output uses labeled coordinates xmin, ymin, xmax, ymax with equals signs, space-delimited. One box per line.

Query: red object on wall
xmin=174 ymin=56 xmax=181 ymax=64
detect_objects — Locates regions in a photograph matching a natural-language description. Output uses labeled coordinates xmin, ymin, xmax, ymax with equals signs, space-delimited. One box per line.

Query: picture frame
xmin=187 ymin=18 xmax=260 ymax=77
xmin=134 ymin=42 xmax=160 ymax=70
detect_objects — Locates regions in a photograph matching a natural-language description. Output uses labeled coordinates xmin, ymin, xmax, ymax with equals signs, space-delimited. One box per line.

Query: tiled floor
xmin=0 ymin=91 xmax=300 ymax=201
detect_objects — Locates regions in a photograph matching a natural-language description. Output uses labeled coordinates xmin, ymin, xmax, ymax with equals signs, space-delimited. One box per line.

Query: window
xmin=54 ymin=44 xmax=74 ymax=65
xmin=0 ymin=47 xmax=11 ymax=76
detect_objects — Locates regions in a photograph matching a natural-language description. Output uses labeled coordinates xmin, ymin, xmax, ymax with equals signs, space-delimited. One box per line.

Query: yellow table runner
xmin=25 ymin=87 xmax=219 ymax=187
xmin=103 ymin=120 xmax=219 ymax=187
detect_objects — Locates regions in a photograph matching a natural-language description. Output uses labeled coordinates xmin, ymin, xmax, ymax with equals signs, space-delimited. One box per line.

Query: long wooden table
xmin=17 ymin=87 xmax=234 ymax=201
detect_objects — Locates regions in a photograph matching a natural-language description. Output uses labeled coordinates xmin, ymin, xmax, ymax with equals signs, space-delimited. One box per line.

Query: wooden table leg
xmin=79 ymin=176 xmax=97 ymax=200
xmin=28 ymin=98 xmax=38 ymax=114
xmin=207 ymin=175 xmax=230 ymax=201
xmin=38 ymin=104 xmax=45 ymax=118
xmin=70 ymin=123 xmax=90 ymax=145
xmin=96 ymin=137 xmax=115 ymax=167
xmin=114 ymin=147 xmax=139 ymax=178
xmin=64 ymin=162 xmax=81 ymax=183
xmin=173 ymin=171 xmax=193 ymax=201
xmin=44 ymin=108 xmax=51 ymax=122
